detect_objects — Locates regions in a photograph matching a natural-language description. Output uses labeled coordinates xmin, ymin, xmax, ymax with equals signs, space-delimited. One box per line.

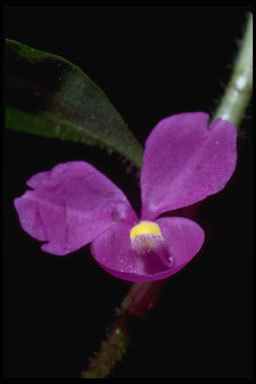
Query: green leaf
xmin=5 ymin=39 xmax=143 ymax=168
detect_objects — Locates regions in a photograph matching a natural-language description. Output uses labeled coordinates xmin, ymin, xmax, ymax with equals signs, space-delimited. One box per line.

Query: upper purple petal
xmin=14 ymin=161 xmax=138 ymax=255
xmin=91 ymin=217 xmax=204 ymax=282
xmin=140 ymin=112 xmax=237 ymax=220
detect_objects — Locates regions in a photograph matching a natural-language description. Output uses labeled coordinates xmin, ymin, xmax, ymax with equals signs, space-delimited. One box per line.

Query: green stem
xmin=81 ymin=12 xmax=253 ymax=379
xmin=81 ymin=280 xmax=168 ymax=378
xmin=214 ymin=13 xmax=253 ymax=128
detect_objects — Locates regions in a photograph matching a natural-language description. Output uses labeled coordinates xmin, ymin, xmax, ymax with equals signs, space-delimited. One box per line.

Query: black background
xmin=3 ymin=5 xmax=253 ymax=378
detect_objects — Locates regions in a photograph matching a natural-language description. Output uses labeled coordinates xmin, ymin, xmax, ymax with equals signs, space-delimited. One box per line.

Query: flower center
xmin=130 ymin=221 xmax=164 ymax=254
xmin=130 ymin=221 xmax=174 ymax=267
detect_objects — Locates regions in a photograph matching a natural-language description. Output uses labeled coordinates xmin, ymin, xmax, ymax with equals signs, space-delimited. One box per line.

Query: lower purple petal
xmin=91 ymin=217 xmax=205 ymax=282
xmin=155 ymin=216 xmax=205 ymax=267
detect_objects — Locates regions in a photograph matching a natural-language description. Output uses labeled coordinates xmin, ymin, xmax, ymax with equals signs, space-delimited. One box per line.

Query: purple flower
xmin=14 ymin=112 xmax=237 ymax=282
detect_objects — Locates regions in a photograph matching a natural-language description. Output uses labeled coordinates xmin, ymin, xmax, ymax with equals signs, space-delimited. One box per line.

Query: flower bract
xmin=14 ymin=112 xmax=237 ymax=282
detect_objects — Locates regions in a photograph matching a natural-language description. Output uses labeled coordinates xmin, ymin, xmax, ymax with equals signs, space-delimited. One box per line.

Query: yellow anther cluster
xmin=130 ymin=221 xmax=162 ymax=241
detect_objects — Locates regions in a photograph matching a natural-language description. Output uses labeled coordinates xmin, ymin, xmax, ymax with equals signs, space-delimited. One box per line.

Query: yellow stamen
xmin=130 ymin=221 xmax=174 ymax=267
xmin=130 ymin=221 xmax=162 ymax=241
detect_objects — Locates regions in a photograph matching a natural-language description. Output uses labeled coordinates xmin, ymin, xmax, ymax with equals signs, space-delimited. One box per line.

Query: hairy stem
xmin=81 ymin=279 xmax=168 ymax=378
xmin=214 ymin=13 xmax=252 ymax=128
xmin=81 ymin=12 xmax=253 ymax=379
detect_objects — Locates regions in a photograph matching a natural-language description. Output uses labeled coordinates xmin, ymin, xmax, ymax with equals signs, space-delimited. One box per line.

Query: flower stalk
xmin=81 ymin=12 xmax=252 ymax=379
xmin=214 ymin=12 xmax=253 ymax=128
xmin=81 ymin=279 xmax=168 ymax=378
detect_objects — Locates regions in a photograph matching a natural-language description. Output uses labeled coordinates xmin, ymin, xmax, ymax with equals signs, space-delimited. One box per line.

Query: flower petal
xmin=14 ymin=161 xmax=138 ymax=255
xmin=141 ymin=112 xmax=237 ymax=220
xmin=155 ymin=216 xmax=205 ymax=268
xmin=91 ymin=217 xmax=204 ymax=282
